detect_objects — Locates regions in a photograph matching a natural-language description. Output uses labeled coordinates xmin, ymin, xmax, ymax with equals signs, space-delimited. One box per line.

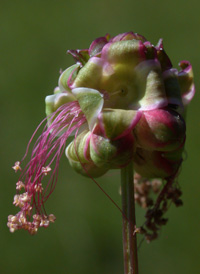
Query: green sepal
xmin=45 ymin=92 xmax=75 ymax=116
xmin=178 ymin=65 xmax=194 ymax=105
xmin=163 ymin=70 xmax=183 ymax=106
xmin=135 ymin=60 xmax=167 ymax=110
xmin=72 ymin=88 xmax=104 ymax=130
xmin=59 ymin=64 xmax=80 ymax=92
xmin=98 ymin=108 xmax=140 ymax=140
xmin=67 ymin=160 xmax=108 ymax=178
xmin=53 ymin=86 xmax=61 ymax=94
xmin=102 ymin=40 xmax=144 ymax=65
xmin=73 ymin=58 xmax=103 ymax=90
xmin=67 ymin=49 xmax=90 ymax=67
xmin=66 ymin=130 xmax=91 ymax=163
xmin=162 ymin=145 xmax=184 ymax=162
xmin=133 ymin=147 xmax=183 ymax=179
xmin=66 ymin=130 xmax=108 ymax=177
xmin=90 ymin=133 xmax=134 ymax=169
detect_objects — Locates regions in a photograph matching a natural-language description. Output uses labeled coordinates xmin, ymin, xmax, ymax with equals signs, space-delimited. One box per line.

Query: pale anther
xmin=16 ymin=181 xmax=25 ymax=190
xmin=12 ymin=161 xmax=22 ymax=173
xmin=42 ymin=166 xmax=51 ymax=175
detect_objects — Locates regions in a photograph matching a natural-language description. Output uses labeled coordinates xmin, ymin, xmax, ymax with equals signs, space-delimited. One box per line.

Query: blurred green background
xmin=1 ymin=0 xmax=199 ymax=273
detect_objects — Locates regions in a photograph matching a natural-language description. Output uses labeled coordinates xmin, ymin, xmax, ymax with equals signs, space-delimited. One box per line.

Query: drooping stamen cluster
xmin=8 ymin=101 xmax=86 ymax=234
xmin=134 ymin=173 xmax=162 ymax=209
xmin=134 ymin=174 xmax=183 ymax=242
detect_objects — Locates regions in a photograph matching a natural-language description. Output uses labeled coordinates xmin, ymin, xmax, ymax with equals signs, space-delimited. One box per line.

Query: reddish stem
xmin=121 ymin=161 xmax=138 ymax=274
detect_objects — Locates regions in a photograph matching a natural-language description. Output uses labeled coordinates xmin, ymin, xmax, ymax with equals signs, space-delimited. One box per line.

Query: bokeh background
xmin=1 ymin=0 xmax=199 ymax=273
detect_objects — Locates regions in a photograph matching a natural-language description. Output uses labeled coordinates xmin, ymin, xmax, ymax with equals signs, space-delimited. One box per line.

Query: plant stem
xmin=121 ymin=161 xmax=138 ymax=274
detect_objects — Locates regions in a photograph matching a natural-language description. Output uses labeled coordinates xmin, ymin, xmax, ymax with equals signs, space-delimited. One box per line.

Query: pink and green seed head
xmin=8 ymin=31 xmax=195 ymax=234
xmin=59 ymin=32 xmax=194 ymax=178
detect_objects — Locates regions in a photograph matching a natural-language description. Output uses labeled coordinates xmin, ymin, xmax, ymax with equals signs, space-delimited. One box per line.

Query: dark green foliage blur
xmin=1 ymin=0 xmax=199 ymax=273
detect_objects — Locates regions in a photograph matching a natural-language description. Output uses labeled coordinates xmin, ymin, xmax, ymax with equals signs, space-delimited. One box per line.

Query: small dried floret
xmin=145 ymin=232 xmax=158 ymax=243
xmin=151 ymin=179 xmax=162 ymax=193
xmin=134 ymin=174 xmax=162 ymax=209
xmin=174 ymin=199 xmax=183 ymax=207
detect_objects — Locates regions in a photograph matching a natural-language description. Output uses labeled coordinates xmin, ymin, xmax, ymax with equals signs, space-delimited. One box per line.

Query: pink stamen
xmin=8 ymin=101 xmax=86 ymax=234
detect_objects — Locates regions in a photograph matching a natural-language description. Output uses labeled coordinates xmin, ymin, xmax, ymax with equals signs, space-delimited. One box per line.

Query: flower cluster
xmin=51 ymin=32 xmax=194 ymax=179
xmin=8 ymin=32 xmax=195 ymax=235
xmin=134 ymin=173 xmax=162 ymax=209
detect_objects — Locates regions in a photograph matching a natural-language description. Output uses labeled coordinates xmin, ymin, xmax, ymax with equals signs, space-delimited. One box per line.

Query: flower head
xmin=8 ymin=32 xmax=195 ymax=234
xmin=57 ymin=32 xmax=194 ymax=178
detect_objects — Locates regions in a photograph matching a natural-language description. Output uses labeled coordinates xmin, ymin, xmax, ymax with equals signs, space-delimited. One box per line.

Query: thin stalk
xmin=121 ymin=161 xmax=138 ymax=274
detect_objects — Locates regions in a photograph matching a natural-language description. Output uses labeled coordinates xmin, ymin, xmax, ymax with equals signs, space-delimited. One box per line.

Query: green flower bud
xmin=90 ymin=132 xmax=135 ymax=169
xmin=67 ymin=160 xmax=108 ymax=178
xmin=59 ymin=64 xmax=80 ymax=92
xmin=98 ymin=109 xmax=141 ymax=140
xmin=66 ymin=130 xmax=108 ymax=177
xmin=134 ymin=146 xmax=183 ymax=178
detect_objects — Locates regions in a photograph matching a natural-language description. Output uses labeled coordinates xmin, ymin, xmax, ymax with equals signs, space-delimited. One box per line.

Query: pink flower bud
xmin=134 ymin=108 xmax=186 ymax=151
xmin=134 ymin=145 xmax=184 ymax=178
